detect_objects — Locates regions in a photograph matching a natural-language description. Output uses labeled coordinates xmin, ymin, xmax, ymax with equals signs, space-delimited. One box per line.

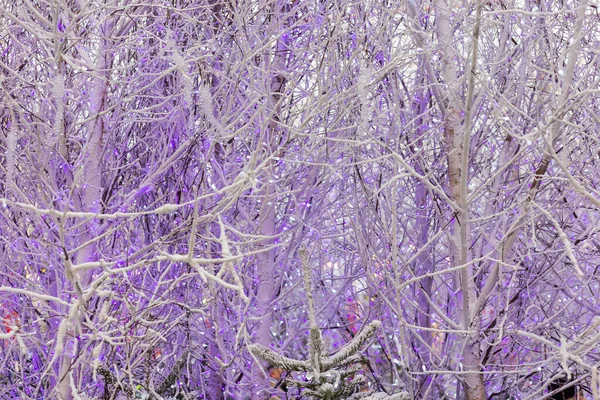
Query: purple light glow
xmin=0 ymin=1 xmax=598 ymax=399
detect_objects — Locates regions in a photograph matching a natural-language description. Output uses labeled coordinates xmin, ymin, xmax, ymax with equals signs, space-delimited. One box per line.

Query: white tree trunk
xmin=434 ymin=0 xmax=485 ymax=397
xmin=251 ymin=3 xmax=291 ymax=395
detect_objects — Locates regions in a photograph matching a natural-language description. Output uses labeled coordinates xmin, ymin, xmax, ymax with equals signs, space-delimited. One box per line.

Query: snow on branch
xmin=321 ymin=320 xmax=382 ymax=371
xmin=248 ymin=344 xmax=311 ymax=372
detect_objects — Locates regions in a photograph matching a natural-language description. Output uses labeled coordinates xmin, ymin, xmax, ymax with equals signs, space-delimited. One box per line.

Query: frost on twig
xmin=248 ymin=249 xmax=411 ymax=399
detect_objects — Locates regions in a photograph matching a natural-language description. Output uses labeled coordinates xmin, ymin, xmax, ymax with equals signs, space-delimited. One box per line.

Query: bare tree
xmin=1 ymin=0 xmax=600 ymax=399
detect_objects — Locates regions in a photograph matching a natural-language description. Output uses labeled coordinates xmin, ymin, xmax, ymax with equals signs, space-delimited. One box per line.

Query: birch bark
xmin=433 ymin=0 xmax=485 ymax=397
xmin=251 ymin=2 xmax=292 ymax=396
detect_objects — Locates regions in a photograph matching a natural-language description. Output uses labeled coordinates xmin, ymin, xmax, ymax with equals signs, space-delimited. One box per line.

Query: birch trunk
xmin=57 ymin=12 xmax=113 ymax=400
xmin=433 ymin=0 xmax=485 ymax=397
xmin=251 ymin=2 xmax=292 ymax=396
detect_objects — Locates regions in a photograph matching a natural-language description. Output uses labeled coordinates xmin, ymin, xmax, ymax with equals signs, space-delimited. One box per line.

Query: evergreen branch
xmin=248 ymin=344 xmax=311 ymax=371
xmin=157 ymin=350 xmax=190 ymax=395
xmin=353 ymin=392 xmax=412 ymax=400
xmin=321 ymin=320 xmax=381 ymax=371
